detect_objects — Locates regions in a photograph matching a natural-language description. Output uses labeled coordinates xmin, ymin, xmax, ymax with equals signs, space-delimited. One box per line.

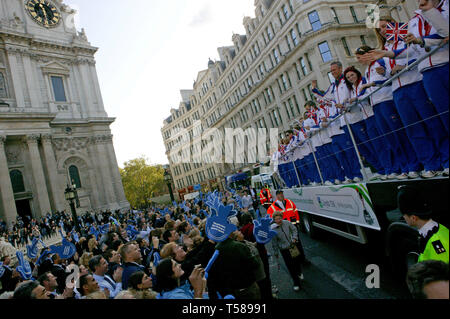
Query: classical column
xmin=6 ymin=50 xmax=25 ymax=108
xmin=22 ymin=54 xmax=41 ymax=109
xmin=0 ymin=136 xmax=18 ymax=226
xmin=41 ymin=134 xmax=64 ymax=211
xmin=104 ymin=135 xmax=129 ymax=207
xmin=94 ymin=135 xmax=116 ymax=208
xmin=26 ymin=135 xmax=51 ymax=217
xmin=86 ymin=137 xmax=106 ymax=208
xmin=77 ymin=60 xmax=97 ymax=117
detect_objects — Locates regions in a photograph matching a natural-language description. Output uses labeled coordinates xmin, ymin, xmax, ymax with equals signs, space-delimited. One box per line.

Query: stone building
xmin=0 ymin=0 xmax=129 ymax=226
xmin=161 ymin=0 xmax=419 ymax=198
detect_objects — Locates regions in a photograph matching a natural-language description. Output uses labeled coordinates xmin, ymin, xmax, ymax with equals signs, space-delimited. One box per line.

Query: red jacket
xmin=267 ymin=199 xmax=299 ymax=222
xmin=259 ymin=188 xmax=273 ymax=206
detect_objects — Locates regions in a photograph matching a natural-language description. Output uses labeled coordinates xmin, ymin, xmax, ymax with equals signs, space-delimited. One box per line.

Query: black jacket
xmin=207 ymin=238 xmax=259 ymax=299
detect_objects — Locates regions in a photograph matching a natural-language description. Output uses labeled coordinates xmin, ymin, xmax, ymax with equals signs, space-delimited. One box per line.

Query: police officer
xmin=267 ymin=190 xmax=309 ymax=264
xmin=398 ymin=185 xmax=449 ymax=264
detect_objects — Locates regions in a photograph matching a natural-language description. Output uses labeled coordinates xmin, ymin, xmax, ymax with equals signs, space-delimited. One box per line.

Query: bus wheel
xmin=302 ymin=213 xmax=317 ymax=239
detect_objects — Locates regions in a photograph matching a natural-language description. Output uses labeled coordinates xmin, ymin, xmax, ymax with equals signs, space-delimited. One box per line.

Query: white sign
xmin=280 ymin=183 xmax=381 ymax=230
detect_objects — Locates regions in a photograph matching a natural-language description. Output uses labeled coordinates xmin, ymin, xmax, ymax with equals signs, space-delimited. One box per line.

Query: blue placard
xmin=253 ymin=216 xmax=277 ymax=244
xmin=205 ymin=203 xmax=238 ymax=243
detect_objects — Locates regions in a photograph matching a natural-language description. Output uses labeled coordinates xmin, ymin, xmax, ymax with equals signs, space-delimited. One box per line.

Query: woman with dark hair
xmin=127 ymin=271 xmax=157 ymax=299
xmin=355 ymin=45 xmax=418 ymax=180
xmin=155 ymin=258 xmax=206 ymax=299
xmin=342 ymin=66 xmax=385 ymax=178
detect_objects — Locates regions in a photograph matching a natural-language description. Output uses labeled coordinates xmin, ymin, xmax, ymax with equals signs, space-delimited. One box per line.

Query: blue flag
xmin=16 ymin=251 xmax=32 ymax=280
xmin=26 ymin=237 xmax=41 ymax=259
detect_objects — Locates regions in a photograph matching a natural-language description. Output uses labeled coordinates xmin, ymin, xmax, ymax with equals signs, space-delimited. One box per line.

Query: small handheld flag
xmin=385 ymin=22 xmax=409 ymax=42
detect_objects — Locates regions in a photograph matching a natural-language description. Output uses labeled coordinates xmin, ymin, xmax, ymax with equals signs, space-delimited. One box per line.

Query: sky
xmin=65 ymin=0 xmax=256 ymax=167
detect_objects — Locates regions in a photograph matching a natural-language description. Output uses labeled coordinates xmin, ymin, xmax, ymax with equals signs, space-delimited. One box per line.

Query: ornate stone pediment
xmin=40 ymin=61 xmax=71 ymax=75
xmin=52 ymin=137 xmax=90 ymax=152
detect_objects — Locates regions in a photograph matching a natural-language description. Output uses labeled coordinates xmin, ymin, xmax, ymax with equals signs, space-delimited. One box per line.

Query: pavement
xmin=267 ymin=228 xmax=411 ymax=299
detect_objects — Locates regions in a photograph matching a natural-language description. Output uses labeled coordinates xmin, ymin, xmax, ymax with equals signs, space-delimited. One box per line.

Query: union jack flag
xmin=385 ymin=22 xmax=409 ymax=42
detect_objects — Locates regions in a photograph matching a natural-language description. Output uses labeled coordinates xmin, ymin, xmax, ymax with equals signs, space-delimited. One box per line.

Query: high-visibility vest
xmin=259 ymin=189 xmax=273 ymax=205
xmin=418 ymin=224 xmax=449 ymax=264
xmin=266 ymin=199 xmax=299 ymax=222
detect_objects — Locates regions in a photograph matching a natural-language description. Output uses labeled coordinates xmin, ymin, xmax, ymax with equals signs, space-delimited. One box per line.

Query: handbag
xmin=288 ymin=244 xmax=300 ymax=258
xmin=281 ymin=224 xmax=301 ymax=258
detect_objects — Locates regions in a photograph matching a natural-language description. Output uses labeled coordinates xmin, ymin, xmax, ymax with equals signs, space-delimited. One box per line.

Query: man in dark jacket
xmin=207 ymin=237 xmax=260 ymax=299
xmin=120 ymin=242 xmax=146 ymax=289
xmin=50 ymin=254 xmax=68 ymax=294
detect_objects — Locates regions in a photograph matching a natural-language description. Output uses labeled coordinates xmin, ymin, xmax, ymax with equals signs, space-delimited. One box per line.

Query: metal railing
xmin=274 ymin=40 xmax=448 ymax=187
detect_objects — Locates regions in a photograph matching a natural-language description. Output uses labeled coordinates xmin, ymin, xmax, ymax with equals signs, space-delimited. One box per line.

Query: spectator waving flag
xmin=16 ymin=251 xmax=33 ymax=280
xmin=385 ymin=22 xmax=409 ymax=42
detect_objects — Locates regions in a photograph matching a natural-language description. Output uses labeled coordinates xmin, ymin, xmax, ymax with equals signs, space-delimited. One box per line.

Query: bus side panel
xmin=282 ymin=184 xmax=381 ymax=231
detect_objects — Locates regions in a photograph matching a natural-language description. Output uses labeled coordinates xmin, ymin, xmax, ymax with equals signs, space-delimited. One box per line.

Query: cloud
xmin=189 ymin=4 xmax=212 ymax=27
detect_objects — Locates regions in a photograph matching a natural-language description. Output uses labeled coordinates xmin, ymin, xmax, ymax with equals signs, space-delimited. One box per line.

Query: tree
xmin=119 ymin=156 xmax=165 ymax=208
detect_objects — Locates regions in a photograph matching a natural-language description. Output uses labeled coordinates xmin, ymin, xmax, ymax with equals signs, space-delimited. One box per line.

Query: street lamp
xmin=65 ymin=184 xmax=81 ymax=234
xmin=163 ymin=169 xmax=175 ymax=202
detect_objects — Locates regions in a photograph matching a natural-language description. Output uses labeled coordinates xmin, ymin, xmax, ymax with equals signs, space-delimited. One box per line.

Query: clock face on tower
xmin=25 ymin=0 xmax=61 ymax=28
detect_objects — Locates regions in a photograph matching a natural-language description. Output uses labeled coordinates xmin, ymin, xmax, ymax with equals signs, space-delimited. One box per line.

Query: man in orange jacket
xmin=259 ymin=186 xmax=273 ymax=213
xmin=266 ymin=190 xmax=300 ymax=222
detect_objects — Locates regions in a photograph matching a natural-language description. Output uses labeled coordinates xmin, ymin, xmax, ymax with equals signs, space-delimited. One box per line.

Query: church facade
xmin=0 ymin=0 xmax=129 ymax=226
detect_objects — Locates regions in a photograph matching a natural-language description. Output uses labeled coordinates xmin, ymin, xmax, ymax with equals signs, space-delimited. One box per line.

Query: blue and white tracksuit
xmin=317 ymin=106 xmax=345 ymax=182
xmin=293 ymin=129 xmax=319 ymax=185
xmin=304 ymin=116 xmax=326 ymax=183
xmin=312 ymin=78 xmax=363 ymax=180
xmin=363 ymin=58 xmax=420 ymax=174
xmin=408 ymin=3 xmax=449 ymax=133
xmin=346 ymin=78 xmax=386 ymax=175
xmin=350 ymin=78 xmax=391 ymax=175
xmin=388 ymin=34 xmax=449 ymax=170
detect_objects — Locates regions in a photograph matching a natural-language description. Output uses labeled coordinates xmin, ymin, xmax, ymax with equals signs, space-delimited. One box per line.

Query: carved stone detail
xmin=25 ymin=134 xmax=40 ymax=144
xmin=41 ymin=134 xmax=53 ymax=143
xmin=52 ymin=137 xmax=90 ymax=152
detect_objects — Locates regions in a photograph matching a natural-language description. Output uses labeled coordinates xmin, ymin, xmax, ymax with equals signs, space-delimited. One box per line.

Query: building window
xmin=318 ymin=41 xmax=333 ymax=62
xmin=360 ymin=35 xmax=367 ymax=45
xmin=288 ymin=98 xmax=296 ymax=116
xmin=305 ymin=53 xmax=313 ymax=70
xmin=294 ymin=63 xmax=302 ymax=81
xmin=284 ymin=102 xmax=291 ymax=118
xmin=350 ymin=6 xmax=358 ymax=23
xmin=308 ymin=11 xmax=322 ymax=31
xmin=328 ymin=72 xmax=335 ymax=85
xmin=341 ymin=37 xmax=351 ymax=56
xmin=0 ymin=72 xmax=7 ymax=98
xmin=293 ymin=95 xmax=301 ymax=114
xmin=302 ymin=88 xmax=308 ymax=101
xmin=300 ymin=58 xmax=307 ymax=75
xmin=10 ymin=170 xmax=25 ymax=193
xmin=285 ymin=36 xmax=292 ymax=51
xmin=331 ymin=7 xmax=340 ymax=24
xmin=290 ymin=29 xmax=299 ymax=46
xmin=281 ymin=74 xmax=288 ymax=90
xmin=266 ymin=25 xmax=274 ymax=41
xmin=273 ymin=49 xmax=280 ymax=64
xmin=283 ymin=4 xmax=290 ymax=20
xmin=273 ymin=109 xmax=281 ymax=126
xmin=51 ymin=76 xmax=67 ymax=102
xmin=278 ymin=12 xmax=284 ymax=26
xmin=69 ymin=165 xmax=82 ymax=189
